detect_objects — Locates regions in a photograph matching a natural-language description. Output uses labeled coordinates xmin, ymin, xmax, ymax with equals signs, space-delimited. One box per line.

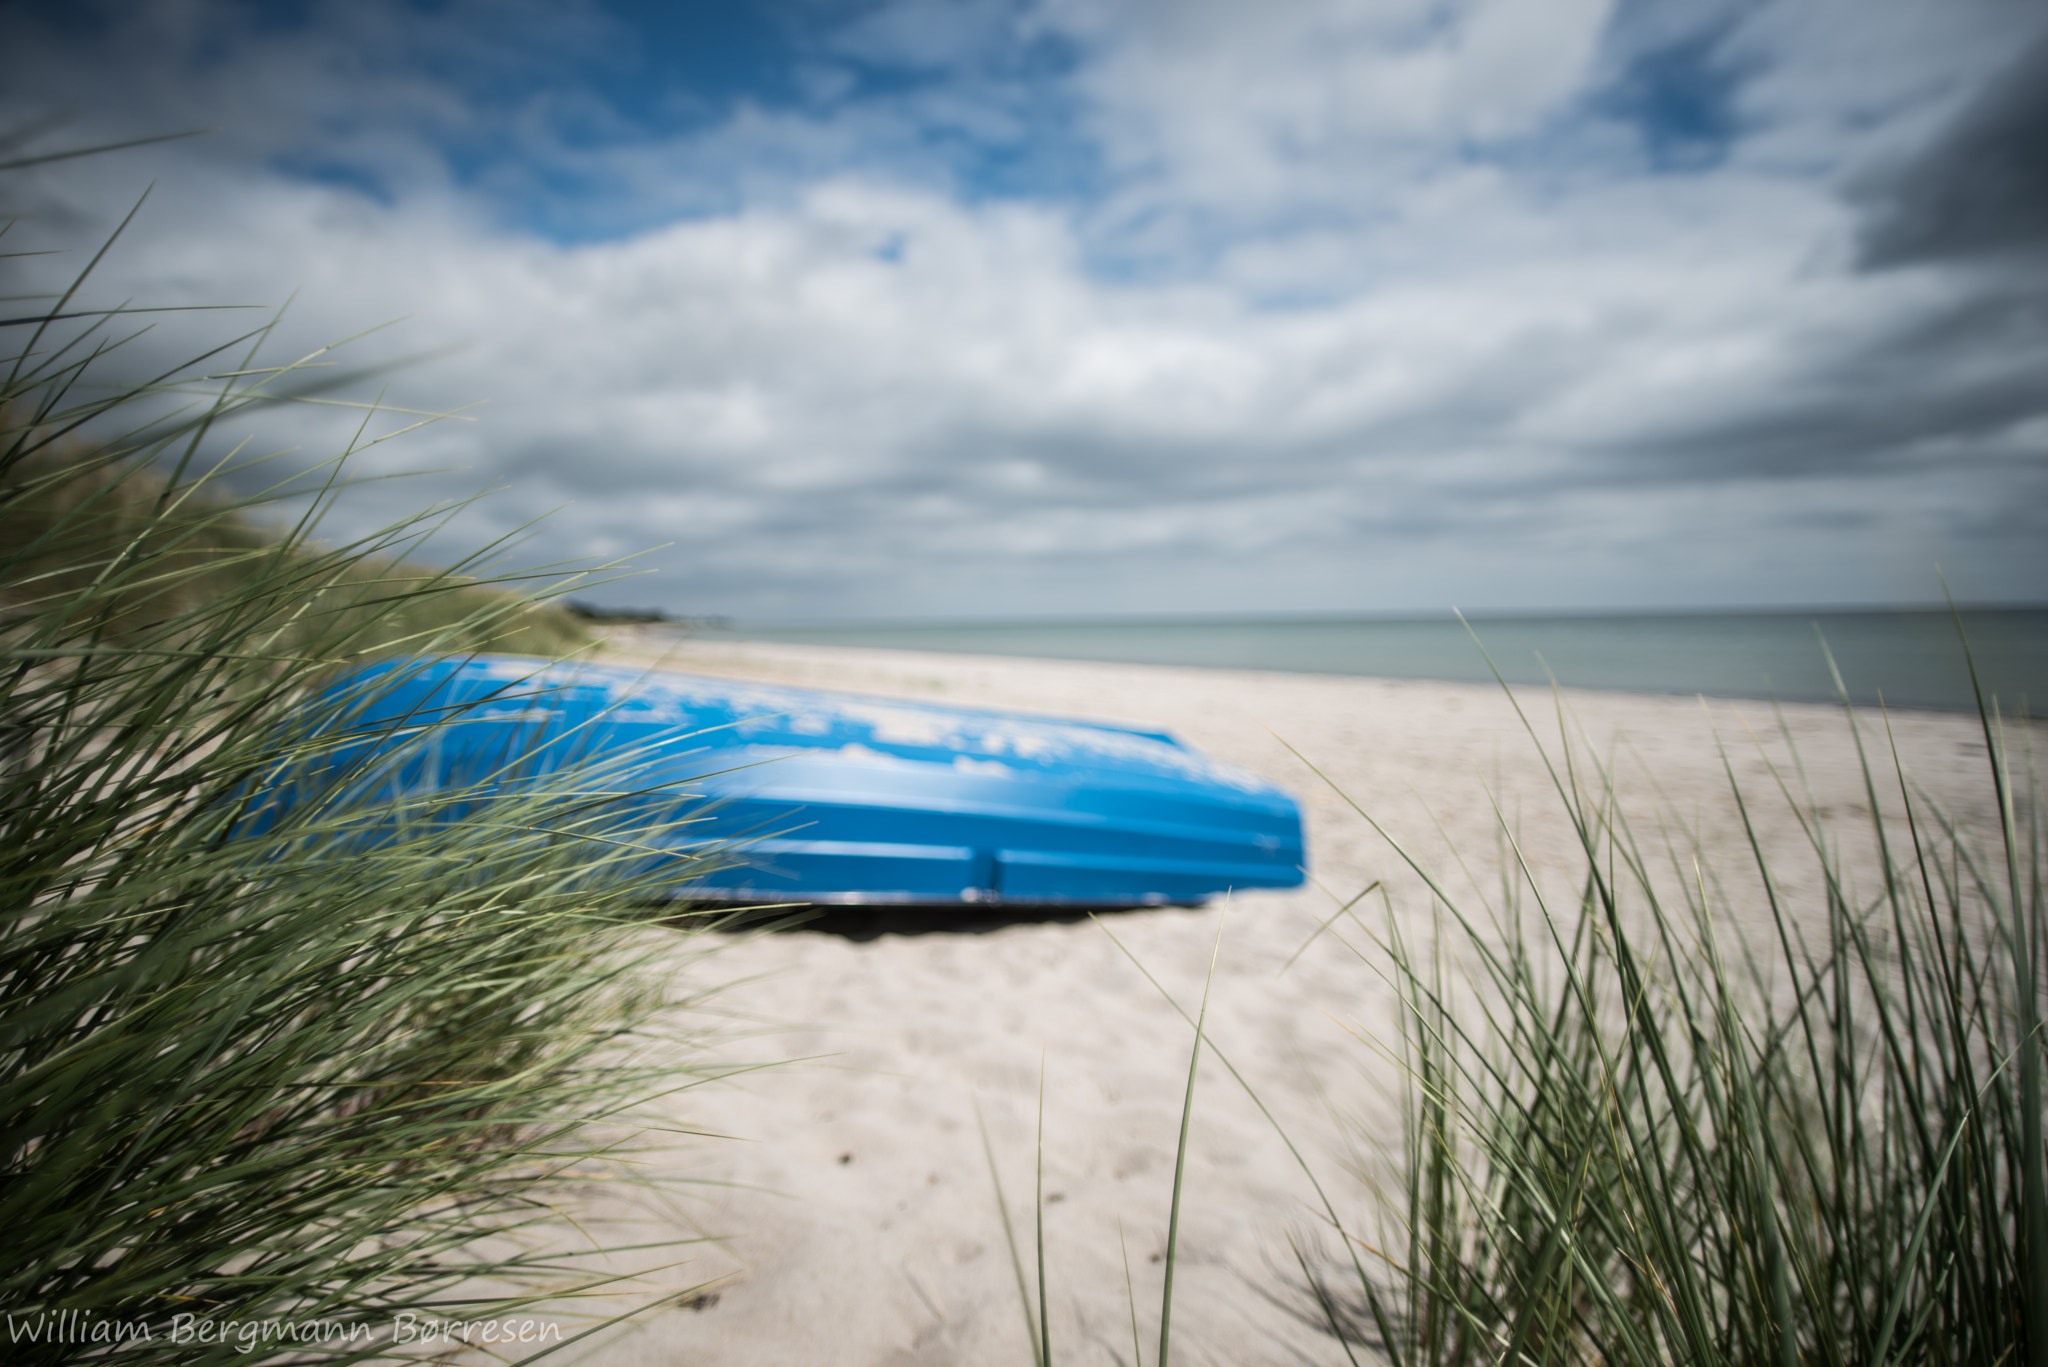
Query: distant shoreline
xmin=712 ymin=603 xmax=2048 ymax=631
xmin=658 ymin=606 xmax=2048 ymax=716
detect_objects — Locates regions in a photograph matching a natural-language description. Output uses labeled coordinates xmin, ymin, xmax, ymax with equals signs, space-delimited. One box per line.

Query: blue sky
xmin=5 ymin=0 xmax=2045 ymax=618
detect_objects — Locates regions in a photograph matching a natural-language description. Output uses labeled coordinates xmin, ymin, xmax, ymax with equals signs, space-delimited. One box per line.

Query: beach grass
xmin=1008 ymin=639 xmax=2044 ymax=1366
xmin=0 ymin=399 xmax=592 ymax=662
xmin=1283 ymin=646 xmax=2046 ymax=1365
xmin=4 ymin=158 xmax=732 ymax=1362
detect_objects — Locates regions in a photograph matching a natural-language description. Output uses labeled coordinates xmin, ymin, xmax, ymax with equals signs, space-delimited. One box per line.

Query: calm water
xmin=703 ymin=609 xmax=2048 ymax=715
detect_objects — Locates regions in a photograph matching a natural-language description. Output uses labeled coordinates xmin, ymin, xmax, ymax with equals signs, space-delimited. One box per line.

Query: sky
xmin=4 ymin=0 xmax=2045 ymax=620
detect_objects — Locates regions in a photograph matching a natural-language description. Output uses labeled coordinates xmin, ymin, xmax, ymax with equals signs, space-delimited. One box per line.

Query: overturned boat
xmin=280 ymin=655 xmax=1307 ymax=906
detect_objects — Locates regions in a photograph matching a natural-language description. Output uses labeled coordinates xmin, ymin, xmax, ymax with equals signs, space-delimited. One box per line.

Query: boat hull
xmin=287 ymin=655 xmax=1308 ymax=905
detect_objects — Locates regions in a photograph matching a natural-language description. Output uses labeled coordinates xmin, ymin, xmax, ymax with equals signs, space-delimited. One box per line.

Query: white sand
xmin=531 ymin=634 xmax=2024 ymax=1366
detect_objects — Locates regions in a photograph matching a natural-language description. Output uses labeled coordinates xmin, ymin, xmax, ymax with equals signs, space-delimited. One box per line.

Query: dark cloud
xmin=1856 ymin=28 xmax=2048 ymax=268
xmin=1590 ymin=279 xmax=2048 ymax=482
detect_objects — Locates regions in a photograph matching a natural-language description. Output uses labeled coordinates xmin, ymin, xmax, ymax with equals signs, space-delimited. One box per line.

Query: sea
xmin=699 ymin=608 xmax=2048 ymax=716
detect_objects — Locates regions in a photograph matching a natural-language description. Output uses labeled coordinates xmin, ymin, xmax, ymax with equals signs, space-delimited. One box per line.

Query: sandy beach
xmin=533 ymin=634 xmax=2027 ymax=1367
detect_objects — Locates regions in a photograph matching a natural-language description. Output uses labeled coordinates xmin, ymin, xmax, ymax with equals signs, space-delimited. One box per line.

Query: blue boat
xmin=279 ymin=655 xmax=1307 ymax=906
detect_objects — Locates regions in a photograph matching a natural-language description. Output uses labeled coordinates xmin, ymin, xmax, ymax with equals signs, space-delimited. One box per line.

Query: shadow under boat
xmin=667 ymin=889 xmax=1212 ymax=942
xmin=670 ymin=896 xmax=1211 ymax=941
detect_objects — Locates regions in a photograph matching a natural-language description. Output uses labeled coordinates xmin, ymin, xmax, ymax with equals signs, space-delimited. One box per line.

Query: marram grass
xmin=1293 ymin=653 xmax=2046 ymax=1367
xmin=4 ymin=157 xmax=734 ymax=1363
xmin=0 ymin=434 xmax=592 ymax=660
xmin=1024 ymin=644 xmax=2041 ymax=1367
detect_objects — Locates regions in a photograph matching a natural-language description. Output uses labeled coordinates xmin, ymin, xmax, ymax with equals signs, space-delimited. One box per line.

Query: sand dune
xmin=529 ymin=633 xmax=2024 ymax=1366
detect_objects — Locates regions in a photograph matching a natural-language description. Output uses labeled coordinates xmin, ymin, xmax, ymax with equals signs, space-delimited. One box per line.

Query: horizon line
xmin=681 ymin=601 xmax=2048 ymax=631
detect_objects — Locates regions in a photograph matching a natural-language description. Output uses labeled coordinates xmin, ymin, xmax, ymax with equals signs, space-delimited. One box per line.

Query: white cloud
xmin=3 ymin=0 xmax=2044 ymax=617
xmin=1055 ymin=0 xmax=1614 ymax=224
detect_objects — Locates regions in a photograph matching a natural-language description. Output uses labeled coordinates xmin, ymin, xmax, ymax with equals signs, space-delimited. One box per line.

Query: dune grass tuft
xmin=4 ymin=156 xmax=729 ymax=1363
xmin=1294 ymin=650 xmax=2046 ymax=1366
xmin=0 ymin=415 xmax=592 ymax=661
xmin=1041 ymin=636 xmax=2042 ymax=1366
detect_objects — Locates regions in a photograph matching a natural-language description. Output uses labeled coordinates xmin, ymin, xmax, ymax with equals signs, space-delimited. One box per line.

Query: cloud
xmin=3 ymin=0 xmax=2045 ymax=617
xmin=1854 ymin=28 xmax=2048 ymax=267
xmin=1048 ymin=0 xmax=1618 ymax=246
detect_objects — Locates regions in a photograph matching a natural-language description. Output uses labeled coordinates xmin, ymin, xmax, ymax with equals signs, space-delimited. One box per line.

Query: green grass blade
xmin=1156 ymin=905 xmax=1226 ymax=1367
